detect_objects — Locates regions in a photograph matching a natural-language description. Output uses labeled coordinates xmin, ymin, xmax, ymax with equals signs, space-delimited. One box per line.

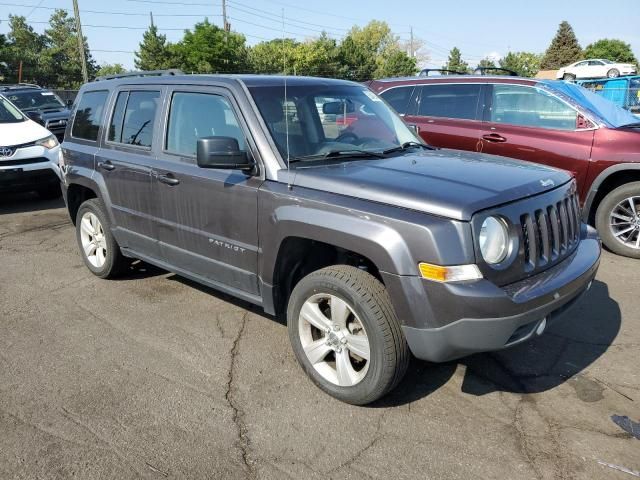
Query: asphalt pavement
xmin=0 ymin=193 xmax=638 ymax=479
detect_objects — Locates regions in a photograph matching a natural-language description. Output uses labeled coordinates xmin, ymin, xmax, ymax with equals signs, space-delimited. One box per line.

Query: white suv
xmin=0 ymin=94 xmax=61 ymax=199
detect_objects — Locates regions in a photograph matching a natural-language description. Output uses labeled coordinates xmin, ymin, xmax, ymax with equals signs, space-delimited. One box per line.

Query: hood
xmin=291 ymin=150 xmax=571 ymax=221
xmin=0 ymin=119 xmax=52 ymax=146
xmin=39 ymin=109 xmax=70 ymax=121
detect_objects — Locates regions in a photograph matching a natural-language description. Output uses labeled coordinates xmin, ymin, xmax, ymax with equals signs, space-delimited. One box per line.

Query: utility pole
xmin=72 ymin=0 xmax=88 ymax=83
xmin=222 ymin=0 xmax=230 ymax=32
xmin=409 ymin=26 xmax=414 ymax=58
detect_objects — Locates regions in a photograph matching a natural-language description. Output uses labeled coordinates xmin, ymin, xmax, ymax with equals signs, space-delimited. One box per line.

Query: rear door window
xmin=108 ymin=90 xmax=160 ymax=148
xmin=490 ymin=84 xmax=577 ymax=130
xmin=71 ymin=90 xmax=109 ymax=141
xmin=380 ymin=86 xmax=415 ymax=114
xmin=417 ymin=84 xmax=482 ymax=120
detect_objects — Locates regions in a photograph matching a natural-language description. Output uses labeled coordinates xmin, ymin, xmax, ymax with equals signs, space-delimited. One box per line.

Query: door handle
xmin=98 ymin=161 xmax=115 ymax=171
xmin=482 ymin=133 xmax=507 ymax=143
xmin=156 ymin=173 xmax=180 ymax=186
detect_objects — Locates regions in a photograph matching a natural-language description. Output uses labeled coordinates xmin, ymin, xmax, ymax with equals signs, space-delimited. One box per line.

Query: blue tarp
xmin=541 ymin=80 xmax=639 ymax=128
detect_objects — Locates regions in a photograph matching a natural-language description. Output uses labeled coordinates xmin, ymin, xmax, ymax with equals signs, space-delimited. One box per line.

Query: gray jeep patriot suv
xmin=60 ymin=72 xmax=601 ymax=404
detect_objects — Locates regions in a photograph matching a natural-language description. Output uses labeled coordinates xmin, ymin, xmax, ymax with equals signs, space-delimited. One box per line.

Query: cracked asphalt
xmin=0 ymin=193 xmax=638 ymax=480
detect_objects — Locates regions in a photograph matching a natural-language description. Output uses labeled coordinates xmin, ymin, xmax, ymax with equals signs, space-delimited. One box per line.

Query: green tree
xmin=477 ymin=57 xmax=497 ymax=69
xmin=445 ymin=47 xmax=469 ymax=73
xmin=96 ymin=63 xmax=126 ymax=77
xmin=248 ymin=38 xmax=299 ymax=74
xmin=42 ymin=9 xmax=96 ymax=88
xmin=375 ymin=48 xmax=416 ymax=78
xmin=541 ymin=21 xmax=582 ymax=69
xmin=170 ymin=20 xmax=248 ymax=73
xmin=583 ymin=38 xmax=637 ymax=64
xmin=338 ymin=21 xmax=414 ymax=81
xmin=4 ymin=15 xmax=46 ymax=84
xmin=135 ymin=23 xmax=171 ymax=70
xmin=499 ymin=51 xmax=542 ymax=77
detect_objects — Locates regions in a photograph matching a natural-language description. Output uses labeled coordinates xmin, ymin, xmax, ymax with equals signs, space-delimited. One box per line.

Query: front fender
xmin=258 ymin=182 xmax=476 ymax=284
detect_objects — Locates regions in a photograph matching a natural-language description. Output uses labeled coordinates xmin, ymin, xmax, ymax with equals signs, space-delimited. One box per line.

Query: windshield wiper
xmin=382 ymin=141 xmax=433 ymax=155
xmin=290 ymin=149 xmax=385 ymax=163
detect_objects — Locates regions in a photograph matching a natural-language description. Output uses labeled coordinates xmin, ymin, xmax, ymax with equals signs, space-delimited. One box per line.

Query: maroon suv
xmin=368 ymin=76 xmax=640 ymax=258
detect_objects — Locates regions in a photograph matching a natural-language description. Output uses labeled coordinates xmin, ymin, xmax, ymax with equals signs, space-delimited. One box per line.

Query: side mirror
xmin=26 ymin=111 xmax=44 ymax=125
xmin=196 ymin=136 xmax=254 ymax=171
xmin=407 ymin=124 xmax=420 ymax=135
xmin=66 ymin=99 xmax=73 ymax=108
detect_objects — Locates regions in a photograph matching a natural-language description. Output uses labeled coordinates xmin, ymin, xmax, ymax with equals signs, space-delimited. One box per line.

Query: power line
xmin=0 ymin=18 xmax=209 ymax=30
xmin=125 ymin=0 xmax=219 ymax=6
xmin=0 ymin=2 xmax=215 ymax=16
xmin=228 ymin=0 xmax=350 ymax=33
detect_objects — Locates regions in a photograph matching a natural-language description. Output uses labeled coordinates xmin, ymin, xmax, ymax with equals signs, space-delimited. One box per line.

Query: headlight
xmin=479 ymin=216 xmax=509 ymax=264
xmin=35 ymin=135 xmax=59 ymax=149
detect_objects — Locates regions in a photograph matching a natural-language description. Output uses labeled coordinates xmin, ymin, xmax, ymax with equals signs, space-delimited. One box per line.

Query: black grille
xmin=520 ymin=192 xmax=580 ymax=272
xmin=0 ymin=157 xmax=49 ymax=167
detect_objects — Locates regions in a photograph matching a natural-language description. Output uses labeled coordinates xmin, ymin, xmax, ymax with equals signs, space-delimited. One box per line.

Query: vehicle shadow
xmin=0 ymin=191 xmax=65 ymax=215
xmin=373 ymin=280 xmax=620 ymax=407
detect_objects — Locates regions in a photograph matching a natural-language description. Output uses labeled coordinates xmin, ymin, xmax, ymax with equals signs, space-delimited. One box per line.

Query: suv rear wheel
xmin=596 ymin=182 xmax=640 ymax=258
xmin=287 ymin=265 xmax=409 ymax=404
xmin=75 ymin=198 xmax=128 ymax=278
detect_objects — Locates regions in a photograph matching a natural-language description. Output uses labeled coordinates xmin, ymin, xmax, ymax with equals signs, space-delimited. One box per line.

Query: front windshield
xmin=5 ymin=90 xmax=65 ymax=111
xmin=248 ymin=84 xmax=421 ymax=162
xmin=0 ymin=96 xmax=26 ymax=124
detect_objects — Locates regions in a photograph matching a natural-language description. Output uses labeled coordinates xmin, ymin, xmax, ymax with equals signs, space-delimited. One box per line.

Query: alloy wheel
xmin=80 ymin=211 xmax=108 ymax=268
xmin=298 ymin=293 xmax=370 ymax=387
xmin=609 ymin=196 xmax=640 ymax=249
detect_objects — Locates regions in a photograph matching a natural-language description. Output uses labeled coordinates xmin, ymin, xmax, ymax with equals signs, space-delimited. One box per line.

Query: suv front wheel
xmin=596 ymin=182 xmax=640 ymax=258
xmin=287 ymin=265 xmax=409 ymax=405
xmin=75 ymin=198 xmax=128 ymax=278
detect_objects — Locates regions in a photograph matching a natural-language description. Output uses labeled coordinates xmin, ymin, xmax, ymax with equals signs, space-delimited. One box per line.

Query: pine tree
xmin=540 ymin=21 xmax=582 ymax=69
xmin=445 ymin=47 xmax=469 ymax=73
xmin=135 ymin=23 xmax=170 ymax=71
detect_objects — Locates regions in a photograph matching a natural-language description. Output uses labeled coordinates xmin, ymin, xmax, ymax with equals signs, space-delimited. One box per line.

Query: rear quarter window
xmin=71 ymin=90 xmax=109 ymax=141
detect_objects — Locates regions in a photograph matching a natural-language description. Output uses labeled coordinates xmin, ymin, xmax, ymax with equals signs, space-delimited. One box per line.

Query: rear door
xmin=402 ymin=82 xmax=485 ymax=152
xmin=151 ymin=86 xmax=262 ymax=297
xmin=96 ymin=86 xmax=163 ymax=256
xmin=480 ymin=83 xmax=594 ymax=189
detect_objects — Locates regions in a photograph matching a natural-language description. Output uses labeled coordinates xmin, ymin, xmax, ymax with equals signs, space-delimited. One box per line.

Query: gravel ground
xmin=0 ymin=193 xmax=638 ymax=480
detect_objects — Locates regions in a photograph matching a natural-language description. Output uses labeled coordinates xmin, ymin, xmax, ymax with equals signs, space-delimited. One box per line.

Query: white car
xmin=0 ymin=94 xmax=62 ymax=199
xmin=557 ymin=59 xmax=637 ymax=80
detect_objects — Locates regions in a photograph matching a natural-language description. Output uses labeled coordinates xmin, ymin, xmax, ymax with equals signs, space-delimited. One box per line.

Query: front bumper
xmin=383 ymin=225 xmax=601 ymax=362
xmin=0 ymin=145 xmax=61 ymax=193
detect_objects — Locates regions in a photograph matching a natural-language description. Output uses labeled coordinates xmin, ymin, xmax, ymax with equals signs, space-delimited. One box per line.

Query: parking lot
xmin=0 ymin=193 xmax=637 ymax=480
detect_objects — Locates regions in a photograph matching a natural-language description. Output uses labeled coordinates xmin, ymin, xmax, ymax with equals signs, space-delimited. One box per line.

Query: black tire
xmin=563 ymin=73 xmax=576 ymax=81
xmin=607 ymin=68 xmax=620 ymax=78
xmin=287 ymin=265 xmax=409 ymax=405
xmin=595 ymin=181 xmax=640 ymax=259
xmin=75 ymin=198 xmax=128 ymax=278
xmin=36 ymin=183 xmax=61 ymax=200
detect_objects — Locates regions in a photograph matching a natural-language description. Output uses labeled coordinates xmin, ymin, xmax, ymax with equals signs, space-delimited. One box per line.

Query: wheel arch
xmin=66 ymin=180 xmax=99 ymax=225
xmin=261 ymin=207 xmax=417 ymax=316
xmin=583 ymin=164 xmax=640 ymax=225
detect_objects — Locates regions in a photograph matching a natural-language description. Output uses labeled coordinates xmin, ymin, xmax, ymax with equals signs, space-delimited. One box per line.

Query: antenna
xmin=282 ymin=8 xmax=291 ymax=186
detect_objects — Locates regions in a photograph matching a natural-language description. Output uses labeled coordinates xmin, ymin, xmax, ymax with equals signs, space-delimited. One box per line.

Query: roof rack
xmin=418 ymin=68 xmax=467 ymax=77
xmin=94 ymin=69 xmax=184 ymax=82
xmin=473 ymin=67 xmax=518 ymax=76
xmin=0 ymin=83 xmax=42 ymax=91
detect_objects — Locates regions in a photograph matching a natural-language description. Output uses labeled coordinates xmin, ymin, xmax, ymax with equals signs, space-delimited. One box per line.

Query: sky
xmin=1 ymin=0 xmax=639 ymax=70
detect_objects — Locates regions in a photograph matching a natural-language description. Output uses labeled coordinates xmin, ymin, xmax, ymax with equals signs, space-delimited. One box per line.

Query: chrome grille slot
xmin=558 ymin=200 xmax=569 ymax=253
xmin=536 ymin=210 xmax=550 ymax=264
